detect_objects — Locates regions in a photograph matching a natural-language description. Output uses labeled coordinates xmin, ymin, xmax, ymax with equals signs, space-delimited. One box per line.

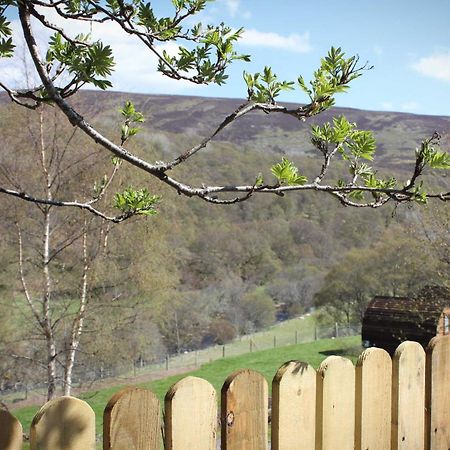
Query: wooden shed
xmin=362 ymin=285 xmax=450 ymax=354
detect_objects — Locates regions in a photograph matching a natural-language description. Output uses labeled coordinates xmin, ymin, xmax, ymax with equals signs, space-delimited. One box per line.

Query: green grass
xmin=12 ymin=335 xmax=361 ymax=441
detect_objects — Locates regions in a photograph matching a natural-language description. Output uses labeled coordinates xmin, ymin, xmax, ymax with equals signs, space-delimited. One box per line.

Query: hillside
xmin=0 ymin=90 xmax=448 ymax=400
xmin=70 ymin=91 xmax=450 ymax=169
xmin=3 ymin=90 xmax=450 ymax=169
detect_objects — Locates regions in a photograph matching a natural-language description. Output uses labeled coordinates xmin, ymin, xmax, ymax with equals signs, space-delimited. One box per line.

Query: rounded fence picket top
xmin=425 ymin=334 xmax=450 ymax=450
xmin=0 ymin=409 xmax=23 ymax=450
xmin=221 ymin=368 xmax=268 ymax=450
xmin=104 ymin=387 xmax=161 ymax=450
xmin=317 ymin=355 xmax=355 ymax=450
xmin=271 ymin=360 xmax=316 ymax=450
xmin=30 ymin=396 xmax=95 ymax=450
xmin=392 ymin=340 xmax=425 ymax=450
xmin=165 ymin=376 xmax=217 ymax=450
xmin=355 ymin=347 xmax=392 ymax=450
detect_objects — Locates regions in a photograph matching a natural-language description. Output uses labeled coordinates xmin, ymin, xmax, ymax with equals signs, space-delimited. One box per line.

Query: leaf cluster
xmin=46 ymin=32 xmax=115 ymax=90
xmin=311 ymin=116 xmax=376 ymax=162
xmin=158 ymin=23 xmax=250 ymax=85
xmin=243 ymin=67 xmax=294 ymax=103
xmin=0 ymin=14 xmax=14 ymax=58
xmin=298 ymin=47 xmax=368 ymax=112
xmin=119 ymin=101 xmax=145 ymax=144
xmin=271 ymin=157 xmax=307 ymax=186
xmin=417 ymin=137 xmax=450 ymax=170
xmin=243 ymin=47 xmax=368 ymax=111
xmin=114 ymin=186 xmax=160 ymax=216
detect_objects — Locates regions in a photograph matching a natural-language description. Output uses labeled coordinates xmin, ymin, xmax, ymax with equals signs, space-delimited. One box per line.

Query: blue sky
xmin=2 ymin=0 xmax=450 ymax=116
xmin=185 ymin=0 xmax=450 ymax=116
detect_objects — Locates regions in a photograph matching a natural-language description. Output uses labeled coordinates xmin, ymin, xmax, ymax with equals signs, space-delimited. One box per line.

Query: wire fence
xmin=2 ymin=320 xmax=361 ymax=404
xmin=146 ymin=321 xmax=361 ymax=373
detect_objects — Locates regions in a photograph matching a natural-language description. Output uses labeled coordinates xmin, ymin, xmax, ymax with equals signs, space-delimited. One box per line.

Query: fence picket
xmin=316 ymin=356 xmax=355 ymax=450
xmin=425 ymin=335 xmax=450 ymax=450
xmin=271 ymin=360 xmax=316 ymax=450
xmin=103 ymin=387 xmax=161 ymax=450
xmin=0 ymin=409 xmax=22 ymax=450
xmin=30 ymin=396 xmax=95 ymax=450
xmin=391 ymin=341 xmax=425 ymax=450
xmin=355 ymin=347 xmax=392 ymax=450
xmin=165 ymin=376 xmax=217 ymax=450
xmin=8 ymin=336 xmax=449 ymax=450
xmin=221 ymin=369 xmax=268 ymax=450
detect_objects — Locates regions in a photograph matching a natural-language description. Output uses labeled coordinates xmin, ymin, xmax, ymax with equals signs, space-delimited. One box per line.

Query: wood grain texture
xmin=355 ymin=347 xmax=392 ymax=450
xmin=165 ymin=376 xmax=217 ymax=450
xmin=103 ymin=387 xmax=161 ymax=450
xmin=391 ymin=341 xmax=425 ymax=450
xmin=271 ymin=360 xmax=316 ymax=450
xmin=221 ymin=369 xmax=268 ymax=450
xmin=425 ymin=335 xmax=450 ymax=450
xmin=316 ymin=356 xmax=355 ymax=450
xmin=30 ymin=396 xmax=95 ymax=450
xmin=0 ymin=409 xmax=23 ymax=450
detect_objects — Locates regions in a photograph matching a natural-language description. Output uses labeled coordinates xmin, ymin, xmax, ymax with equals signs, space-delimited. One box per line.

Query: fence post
xmin=250 ymin=340 xmax=253 ymax=353
xmin=0 ymin=409 xmax=23 ymax=450
xmin=221 ymin=369 xmax=268 ymax=450
xmin=165 ymin=376 xmax=217 ymax=450
xmin=273 ymin=335 xmax=277 ymax=348
xmin=104 ymin=387 xmax=161 ymax=450
xmin=272 ymin=361 xmax=316 ymax=450
xmin=355 ymin=347 xmax=392 ymax=450
xmin=30 ymin=396 xmax=95 ymax=450
xmin=335 ymin=322 xmax=339 ymax=338
xmin=222 ymin=346 xmax=226 ymax=358
xmin=166 ymin=355 xmax=169 ymax=371
xmin=425 ymin=334 xmax=450 ymax=450
xmin=314 ymin=326 xmax=317 ymax=341
xmin=295 ymin=330 xmax=298 ymax=345
xmin=392 ymin=341 xmax=425 ymax=450
xmin=316 ymin=356 xmax=355 ymax=450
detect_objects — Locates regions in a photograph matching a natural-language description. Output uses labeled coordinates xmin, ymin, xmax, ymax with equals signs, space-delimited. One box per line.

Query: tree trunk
xmin=64 ymin=225 xmax=89 ymax=396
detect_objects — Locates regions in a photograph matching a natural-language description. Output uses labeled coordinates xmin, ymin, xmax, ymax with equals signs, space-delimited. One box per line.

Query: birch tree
xmin=0 ymin=0 xmax=448 ymax=216
xmin=0 ymin=104 xmax=141 ymax=400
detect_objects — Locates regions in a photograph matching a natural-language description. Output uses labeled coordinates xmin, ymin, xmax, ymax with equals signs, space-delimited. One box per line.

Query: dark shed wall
xmin=362 ymin=286 xmax=450 ymax=354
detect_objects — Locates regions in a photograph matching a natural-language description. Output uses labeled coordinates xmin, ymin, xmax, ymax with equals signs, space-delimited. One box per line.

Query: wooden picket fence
xmin=1 ymin=335 xmax=449 ymax=449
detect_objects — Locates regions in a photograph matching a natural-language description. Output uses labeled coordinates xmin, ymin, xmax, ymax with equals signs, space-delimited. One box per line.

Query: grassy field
xmin=13 ymin=334 xmax=362 ymax=442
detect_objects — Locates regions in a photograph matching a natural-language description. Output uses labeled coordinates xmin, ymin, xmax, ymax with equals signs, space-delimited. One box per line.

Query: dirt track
xmin=8 ymin=365 xmax=195 ymax=411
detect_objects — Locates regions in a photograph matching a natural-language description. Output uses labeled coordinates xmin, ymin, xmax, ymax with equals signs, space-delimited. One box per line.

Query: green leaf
xmin=271 ymin=157 xmax=308 ymax=186
xmin=114 ymin=187 xmax=161 ymax=216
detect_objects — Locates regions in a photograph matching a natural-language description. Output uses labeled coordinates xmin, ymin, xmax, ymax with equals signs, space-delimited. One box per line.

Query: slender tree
xmin=0 ymin=104 xmax=148 ymax=399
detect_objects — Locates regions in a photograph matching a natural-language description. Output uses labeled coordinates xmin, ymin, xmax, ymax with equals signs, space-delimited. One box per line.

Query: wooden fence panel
xmin=221 ymin=369 xmax=268 ymax=450
xmin=0 ymin=409 xmax=23 ymax=450
xmin=30 ymin=396 xmax=95 ymax=450
xmin=391 ymin=341 xmax=425 ymax=450
xmin=103 ymin=387 xmax=161 ymax=450
xmin=316 ymin=356 xmax=355 ymax=450
xmin=425 ymin=335 xmax=450 ymax=450
xmin=271 ymin=361 xmax=316 ymax=450
xmin=355 ymin=347 xmax=392 ymax=450
xmin=165 ymin=376 xmax=217 ymax=450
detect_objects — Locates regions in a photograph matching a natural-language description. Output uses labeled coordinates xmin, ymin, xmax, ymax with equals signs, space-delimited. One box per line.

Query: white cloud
xmin=381 ymin=102 xmax=393 ymax=110
xmin=240 ymin=29 xmax=312 ymax=53
xmin=380 ymin=101 xmax=419 ymax=113
xmin=225 ymin=0 xmax=239 ymax=17
xmin=216 ymin=0 xmax=251 ymax=19
xmin=400 ymin=101 xmax=419 ymax=112
xmin=412 ymin=53 xmax=450 ymax=82
xmin=373 ymin=45 xmax=383 ymax=56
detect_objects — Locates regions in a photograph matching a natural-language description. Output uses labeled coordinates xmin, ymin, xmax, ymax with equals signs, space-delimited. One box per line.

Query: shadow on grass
xmin=319 ymin=345 xmax=364 ymax=358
